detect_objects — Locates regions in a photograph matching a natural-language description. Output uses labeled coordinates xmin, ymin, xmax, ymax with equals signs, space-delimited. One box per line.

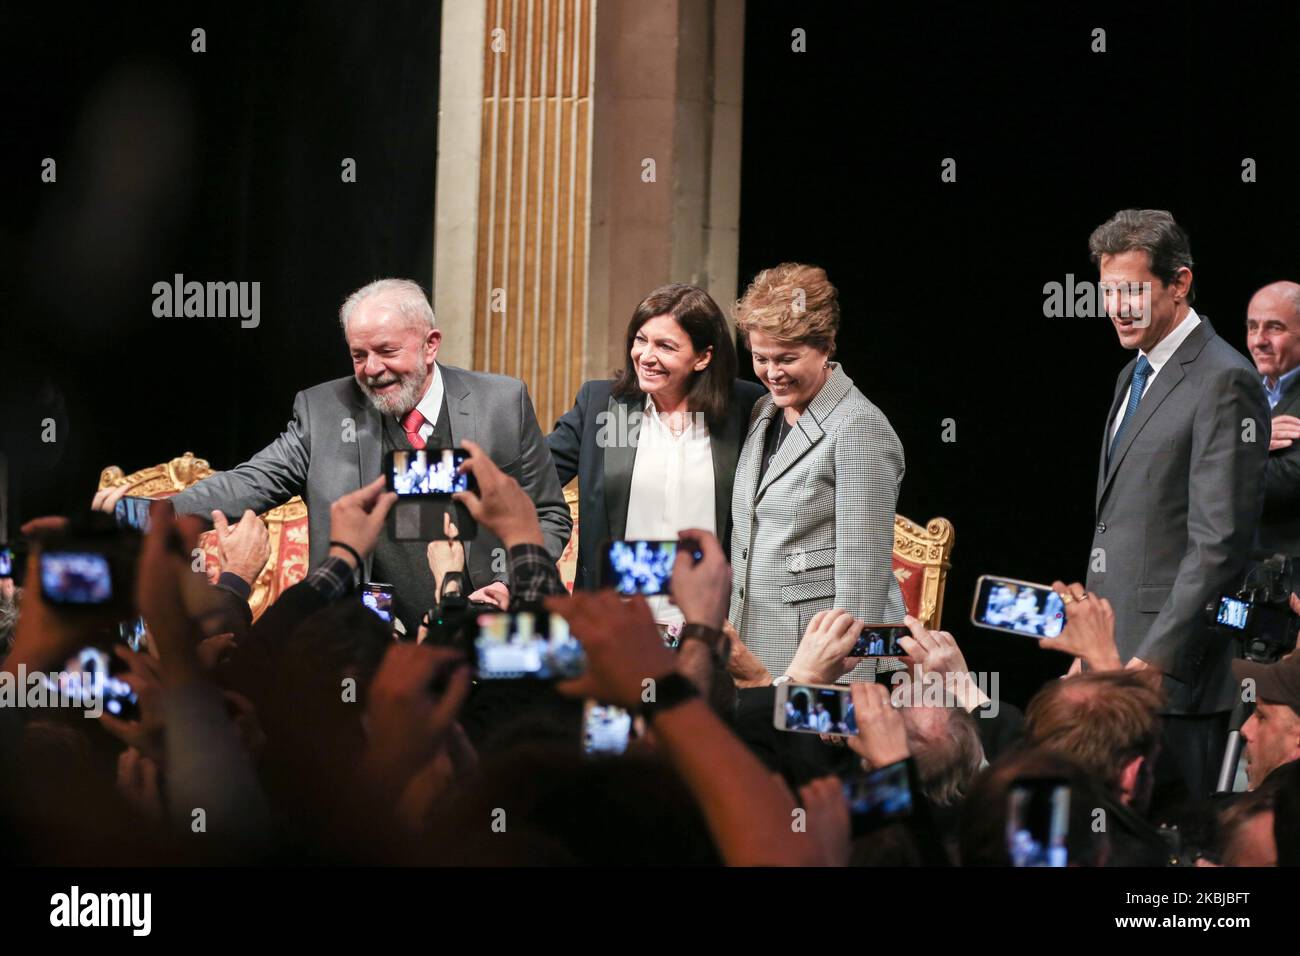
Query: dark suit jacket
xmin=1085 ymin=318 xmax=1269 ymax=715
xmin=1259 ymin=372 xmax=1300 ymax=556
xmin=546 ymin=379 xmax=765 ymax=589
xmin=170 ymin=364 xmax=572 ymax=590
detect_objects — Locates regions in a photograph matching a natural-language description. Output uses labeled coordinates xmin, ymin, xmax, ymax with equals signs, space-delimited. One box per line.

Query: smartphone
xmin=40 ymin=551 xmax=114 ymax=606
xmin=362 ymin=582 xmax=394 ymax=623
xmin=385 ymin=448 xmax=474 ymax=496
xmin=970 ymin=575 xmax=1066 ymax=638
xmin=0 ymin=546 xmax=13 ymax=580
xmin=602 ymin=538 xmax=702 ymax=596
xmin=773 ymin=681 xmax=858 ymax=737
xmin=472 ymin=610 xmax=586 ymax=680
xmin=850 ymin=624 xmax=910 ymax=657
xmin=46 ymin=646 xmax=140 ymax=721
xmin=113 ymin=495 xmax=153 ymax=533
xmin=583 ymin=700 xmax=632 ymax=756
xmin=1007 ymin=777 xmax=1071 ymax=867
xmin=844 ymin=758 xmax=914 ymax=833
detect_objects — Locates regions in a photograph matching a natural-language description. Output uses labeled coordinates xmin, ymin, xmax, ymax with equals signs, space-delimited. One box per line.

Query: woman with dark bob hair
xmin=548 ymin=283 xmax=765 ymax=629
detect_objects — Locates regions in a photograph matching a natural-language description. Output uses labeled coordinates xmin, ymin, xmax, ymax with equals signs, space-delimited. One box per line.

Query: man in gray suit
xmin=1246 ymin=281 xmax=1300 ymax=556
xmin=170 ymin=278 xmax=571 ymax=636
xmin=1084 ymin=209 xmax=1269 ymax=799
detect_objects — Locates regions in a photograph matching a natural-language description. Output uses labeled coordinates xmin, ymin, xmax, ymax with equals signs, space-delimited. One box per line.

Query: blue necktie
xmin=1108 ymin=355 xmax=1152 ymax=464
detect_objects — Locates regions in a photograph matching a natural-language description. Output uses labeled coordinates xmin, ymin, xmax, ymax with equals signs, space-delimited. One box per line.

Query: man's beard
xmin=359 ymin=368 xmax=428 ymax=416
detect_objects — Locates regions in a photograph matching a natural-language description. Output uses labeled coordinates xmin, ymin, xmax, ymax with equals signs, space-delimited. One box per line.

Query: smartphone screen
xmin=40 ymin=551 xmax=114 ymax=605
xmin=387 ymin=448 xmax=471 ymax=496
xmin=1007 ymin=778 xmax=1071 ymax=867
xmin=602 ymin=539 xmax=701 ymax=596
xmin=970 ymin=575 xmax=1065 ymax=638
xmin=775 ymin=682 xmax=858 ymax=737
xmin=114 ymin=495 xmax=153 ymax=533
xmin=472 ymin=610 xmax=586 ymax=680
xmin=850 ymin=624 xmax=910 ymax=657
xmin=0 ymin=546 xmax=12 ymax=579
xmin=118 ymin=616 xmax=148 ymax=653
xmin=46 ymin=646 xmax=140 ymax=721
xmin=844 ymin=759 xmax=913 ymax=831
xmin=362 ymin=583 xmax=394 ymax=622
xmin=1214 ymin=595 xmax=1251 ymax=630
xmin=583 ymin=700 xmax=632 ymax=756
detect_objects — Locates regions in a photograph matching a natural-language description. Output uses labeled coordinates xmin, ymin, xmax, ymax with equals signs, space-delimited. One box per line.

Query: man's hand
xmin=1043 ymin=581 xmax=1123 ymax=672
xmin=668 ymin=530 xmax=731 ymax=630
xmin=797 ymin=775 xmax=851 ymax=866
xmin=896 ymin=615 xmax=987 ymax=711
xmin=98 ymin=645 xmax=166 ymax=764
xmin=784 ymin=610 xmax=864 ymax=684
xmin=846 ymin=683 xmax=910 ymax=770
xmin=328 ymin=477 xmax=398 ymax=568
xmin=360 ymin=643 xmax=472 ymax=804
xmin=546 ymin=590 xmax=677 ymax=710
xmin=115 ymin=748 xmax=163 ymax=823
xmin=723 ymin=620 xmax=772 ymax=687
xmin=135 ymin=502 xmax=211 ymax=686
xmin=453 ymin=439 xmax=544 ymax=548
xmin=91 ymin=483 xmax=130 ymax=516
xmin=1271 ymin=414 xmax=1300 ymax=451
xmin=467 ymin=581 xmax=510 ymax=609
xmin=211 ymin=509 xmax=271 ymax=583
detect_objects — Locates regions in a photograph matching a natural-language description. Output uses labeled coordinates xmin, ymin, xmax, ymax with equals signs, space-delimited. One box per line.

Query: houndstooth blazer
xmin=728 ymin=363 xmax=907 ymax=683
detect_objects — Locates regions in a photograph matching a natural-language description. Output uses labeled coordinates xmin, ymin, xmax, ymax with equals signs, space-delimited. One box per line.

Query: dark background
xmin=4 ymin=1 xmax=1300 ymax=704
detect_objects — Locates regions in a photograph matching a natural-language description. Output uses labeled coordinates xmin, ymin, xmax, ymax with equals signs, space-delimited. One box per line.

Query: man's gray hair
xmin=1088 ymin=208 xmax=1196 ymax=305
xmin=339 ymin=278 xmax=436 ymax=333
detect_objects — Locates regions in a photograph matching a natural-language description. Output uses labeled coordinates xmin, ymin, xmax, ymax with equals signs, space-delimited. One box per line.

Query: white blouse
xmin=623 ymin=395 xmax=716 ymax=626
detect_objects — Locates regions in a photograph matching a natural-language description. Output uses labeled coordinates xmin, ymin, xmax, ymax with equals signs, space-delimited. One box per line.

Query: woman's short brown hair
xmin=734 ymin=262 xmax=840 ymax=355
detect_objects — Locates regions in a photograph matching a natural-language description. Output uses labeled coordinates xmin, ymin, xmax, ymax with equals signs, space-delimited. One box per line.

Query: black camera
xmin=1205 ymin=555 xmax=1300 ymax=664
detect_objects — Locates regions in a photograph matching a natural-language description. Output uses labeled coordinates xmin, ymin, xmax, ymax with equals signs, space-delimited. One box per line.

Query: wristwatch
xmin=772 ymin=674 xmax=793 ymax=686
xmin=677 ymin=622 xmax=730 ymax=664
xmin=639 ymin=672 xmax=701 ymax=724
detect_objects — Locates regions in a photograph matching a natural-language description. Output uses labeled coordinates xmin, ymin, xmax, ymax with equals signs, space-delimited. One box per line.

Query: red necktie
xmin=401 ymin=408 xmax=427 ymax=449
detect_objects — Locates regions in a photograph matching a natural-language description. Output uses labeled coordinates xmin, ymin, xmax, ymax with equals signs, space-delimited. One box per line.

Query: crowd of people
xmin=1 ymin=441 xmax=1297 ymax=866
xmin=3 ymin=209 xmax=1300 ymax=866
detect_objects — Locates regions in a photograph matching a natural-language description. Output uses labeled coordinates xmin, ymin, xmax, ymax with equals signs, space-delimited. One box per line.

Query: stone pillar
xmin=433 ymin=0 xmax=744 ymax=427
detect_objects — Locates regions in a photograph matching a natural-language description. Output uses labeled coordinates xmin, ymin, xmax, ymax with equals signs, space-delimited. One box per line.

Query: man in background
xmin=1246 ymin=281 xmax=1300 ymax=556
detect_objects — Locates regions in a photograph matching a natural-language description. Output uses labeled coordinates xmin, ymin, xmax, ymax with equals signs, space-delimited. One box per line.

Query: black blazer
xmin=1260 ymin=373 xmax=1300 ymax=557
xmin=547 ymin=378 xmax=766 ymax=589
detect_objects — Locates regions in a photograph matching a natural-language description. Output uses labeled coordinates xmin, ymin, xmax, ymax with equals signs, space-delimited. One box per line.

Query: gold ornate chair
xmin=892 ymin=515 xmax=955 ymax=630
xmin=556 ymin=482 xmax=581 ymax=593
xmin=98 ymin=452 xmax=309 ymax=621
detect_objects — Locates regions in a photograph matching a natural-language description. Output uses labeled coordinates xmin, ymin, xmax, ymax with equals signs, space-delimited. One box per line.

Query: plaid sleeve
xmin=305 ymin=554 xmax=358 ymax=602
xmin=508 ymin=543 xmax=565 ymax=606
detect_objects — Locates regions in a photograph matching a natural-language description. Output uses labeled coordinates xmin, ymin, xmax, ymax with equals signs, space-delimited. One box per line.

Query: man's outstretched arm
xmin=170 ymin=390 xmax=313 ymax=520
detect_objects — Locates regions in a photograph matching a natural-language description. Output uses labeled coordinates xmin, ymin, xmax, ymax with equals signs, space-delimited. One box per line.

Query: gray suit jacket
xmin=1085 ymin=318 xmax=1268 ymax=715
xmin=170 ymin=364 xmax=573 ymax=587
xmin=728 ymin=364 xmax=907 ymax=683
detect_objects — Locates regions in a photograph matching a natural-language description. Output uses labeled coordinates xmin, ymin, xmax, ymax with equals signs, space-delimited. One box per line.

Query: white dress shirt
xmin=400 ymin=364 xmax=445 ymax=443
xmin=624 ymin=395 xmax=716 ymax=626
xmin=1110 ymin=309 xmax=1201 ymax=442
